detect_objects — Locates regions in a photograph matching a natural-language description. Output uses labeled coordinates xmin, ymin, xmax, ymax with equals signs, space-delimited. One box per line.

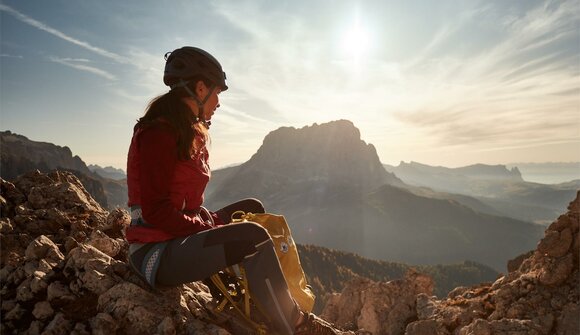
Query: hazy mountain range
xmin=506 ymin=162 xmax=580 ymax=184
xmin=87 ymin=164 xmax=126 ymax=181
xmin=384 ymin=161 xmax=579 ymax=224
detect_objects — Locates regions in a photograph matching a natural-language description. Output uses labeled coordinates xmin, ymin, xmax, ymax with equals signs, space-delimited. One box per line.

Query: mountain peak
xmin=246 ymin=120 xmax=402 ymax=189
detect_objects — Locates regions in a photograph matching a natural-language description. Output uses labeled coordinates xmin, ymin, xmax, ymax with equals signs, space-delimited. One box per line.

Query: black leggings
xmin=155 ymin=199 xmax=300 ymax=335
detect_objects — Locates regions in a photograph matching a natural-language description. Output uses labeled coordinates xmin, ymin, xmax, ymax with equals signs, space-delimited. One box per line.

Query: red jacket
xmin=126 ymin=121 xmax=223 ymax=243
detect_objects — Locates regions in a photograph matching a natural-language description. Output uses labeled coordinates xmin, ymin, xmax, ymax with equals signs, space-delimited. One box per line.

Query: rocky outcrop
xmin=0 ymin=171 xmax=229 ymax=334
xmin=3 ymin=169 xmax=577 ymax=335
xmin=321 ymin=192 xmax=579 ymax=335
xmin=321 ymin=270 xmax=433 ymax=335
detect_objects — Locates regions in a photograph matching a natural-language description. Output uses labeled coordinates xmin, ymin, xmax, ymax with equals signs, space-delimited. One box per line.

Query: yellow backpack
xmin=232 ymin=211 xmax=316 ymax=313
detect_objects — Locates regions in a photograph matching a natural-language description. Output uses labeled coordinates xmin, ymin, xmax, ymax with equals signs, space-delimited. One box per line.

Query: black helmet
xmin=163 ymin=46 xmax=228 ymax=91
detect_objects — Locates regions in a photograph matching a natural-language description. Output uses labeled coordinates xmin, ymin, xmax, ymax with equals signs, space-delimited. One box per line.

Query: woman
xmin=126 ymin=46 xmax=342 ymax=335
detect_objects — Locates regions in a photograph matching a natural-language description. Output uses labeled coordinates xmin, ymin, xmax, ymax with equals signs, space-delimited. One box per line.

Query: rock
xmin=0 ymin=178 xmax=26 ymax=217
xmin=488 ymin=318 xmax=542 ymax=335
xmin=64 ymin=236 xmax=79 ymax=254
xmin=538 ymin=254 xmax=574 ymax=286
xmin=2 ymin=299 xmax=17 ymax=312
xmin=405 ymin=319 xmax=449 ymax=335
xmin=46 ymin=281 xmax=75 ymax=303
xmin=321 ymin=270 xmax=433 ymax=335
xmin=507 ymin=250 xmax=534 ymax=273
xmin=42 ymin=312 xmax=73 ymax=335
xmin=538 ymin=228 xmax=573 ymax=258
xmin=27 ymin=320 xmax=45 ymax=335
xmin=86 ymin=230 xmax=122 ymax=258
xmin=157 ymin=316 xmax=177 ymax=335
xmin=89 ymin=313 xmax=119 ymax=335
xmin=0 ymin=217 xmax=14 ymax=233
xmin=1 ymin=171 xmax=241 ymax=334
xmin=65 ymin=244 xmax=120 ymax=295
xmin=32 ymin=301 xmax=54 ymax=320
xmin=16 ymin=277 xmax=34 ymax=302
xmin=555 ymin=303 xmax=580 ymax=335
xmin=103 ymin=208 xmax=130 ymax=238
xmin=460 ymin=318 xmax=493 ymax=335
xmin=24 ymin=235 xmax=65 ymax=264
xmin=71 ymin=322 xmax=91 ymax=335
xmin=30 ymin=272 xmax=48 ymax=294
xmin=5 ymin=303 xmax=27 ymax=321
xmin=0 ymin=264 xmax=14 ymax=284
xmin=25 ymin=171 xmax=104 ymax=214
xmin=416 ymin=293 xmax=438 ymax=320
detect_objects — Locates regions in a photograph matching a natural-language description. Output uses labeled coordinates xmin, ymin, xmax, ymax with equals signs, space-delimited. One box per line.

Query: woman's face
xmin=196 ymin=81 xmax=221 ymax=121
xmin=203 ymin=87 xmax=221 ymax=121
xmin=181 ymin=81 xmax=222 ymax=122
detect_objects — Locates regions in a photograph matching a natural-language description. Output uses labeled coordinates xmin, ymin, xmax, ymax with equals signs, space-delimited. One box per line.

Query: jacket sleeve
xmin=138 ymin=125 xmax=213 ymax=236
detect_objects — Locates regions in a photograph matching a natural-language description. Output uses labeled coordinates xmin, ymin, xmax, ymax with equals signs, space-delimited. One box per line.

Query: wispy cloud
xmin=49 ymin=56 xmax=117 ymax=81
xmin=0 ymin=53 xmax=24 ymax=59
xmin=0 ymin=3 xmax=129 ymax=64
xmin=392 ymin=1 xmax=580 ymax=151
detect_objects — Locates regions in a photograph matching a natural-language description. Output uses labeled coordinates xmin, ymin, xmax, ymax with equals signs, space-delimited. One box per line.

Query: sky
xmin=1 ymin=0 xmax=579 ymax=171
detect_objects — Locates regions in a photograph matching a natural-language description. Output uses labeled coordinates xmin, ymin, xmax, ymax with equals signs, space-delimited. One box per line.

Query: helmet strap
xmin=174 ymin=79 xmax=215 ymax=128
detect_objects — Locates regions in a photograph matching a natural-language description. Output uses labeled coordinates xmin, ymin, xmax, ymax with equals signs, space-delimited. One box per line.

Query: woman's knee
xmin=241 ymin=198 xmax=265 ymax=214
xmin=219 ymin=222 xmax=270 ymax=265
xmin=239 ymin=222 xmax=270 ymax=243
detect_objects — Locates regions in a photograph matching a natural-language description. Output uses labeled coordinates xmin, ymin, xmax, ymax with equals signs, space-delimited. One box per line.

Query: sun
xmin=341 ymin=13 xmax=371 ymax=64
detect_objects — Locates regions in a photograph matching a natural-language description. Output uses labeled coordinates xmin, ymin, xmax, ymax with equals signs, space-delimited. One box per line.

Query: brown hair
xmin=137 ymin=79 xmax=210 ymax=160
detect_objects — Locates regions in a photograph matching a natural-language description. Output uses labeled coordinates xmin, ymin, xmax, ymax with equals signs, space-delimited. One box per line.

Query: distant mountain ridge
xmin=1 ymin=131 xmax=92 ymax=178
xmin=507 ymin=162 xmax=580 ymax=184
xmin=383 ymin=161 xmax=524 ymax=193
xmin=206 ymin=120 xmax=545 ymax=271
xmin=88 ymin=165 xmax=126 ymax=181
xmin=384 ymin=160 xmax=579 ymax=224
xmin=0 ymin=130 xmax=127 ymax=209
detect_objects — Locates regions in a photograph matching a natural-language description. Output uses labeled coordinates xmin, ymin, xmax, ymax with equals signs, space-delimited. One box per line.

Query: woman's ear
xmin=195 ymin=80 xmax=207 ymax=96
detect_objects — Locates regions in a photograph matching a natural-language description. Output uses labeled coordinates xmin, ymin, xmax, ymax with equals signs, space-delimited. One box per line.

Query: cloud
xmin=0 ymin=3 xmax=129 ymax=64
xmin=211 ymin=2 xmax=364 ymax=127
xmin=49 ymin=57 xmax=117 ymax=81
xmin=0 ymin=53 xmax=24 ymax=59
xmin=392 ymin=1 xmax=580 ymax=151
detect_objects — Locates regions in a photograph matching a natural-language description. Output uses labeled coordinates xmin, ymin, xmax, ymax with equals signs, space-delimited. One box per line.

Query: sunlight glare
xmin=341 ymin=12 xmax=371 ymax=65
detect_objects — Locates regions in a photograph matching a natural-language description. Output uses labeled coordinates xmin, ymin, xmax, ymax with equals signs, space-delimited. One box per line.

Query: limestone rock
xmin=32 ymin=300 xmax=54 ymax=320
xmin=321 ymin=270 xmax=433 ymax=335
xmin=89 ymin=313 xmax=119 ymax=335
xmin=46 ymin=281 xmax=75 ymax=303
xmin=43 ymin=312 xmax=73 ymax=335
xmin=0 ymin=172 xmax=237 ymax=335
xmin=400 ymin=192 xmax=580 ymax=335
xmin=86 ymin=229 xmax=122 ymax=258
xmin=25 ymin=235 xmax=65 ymax=264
